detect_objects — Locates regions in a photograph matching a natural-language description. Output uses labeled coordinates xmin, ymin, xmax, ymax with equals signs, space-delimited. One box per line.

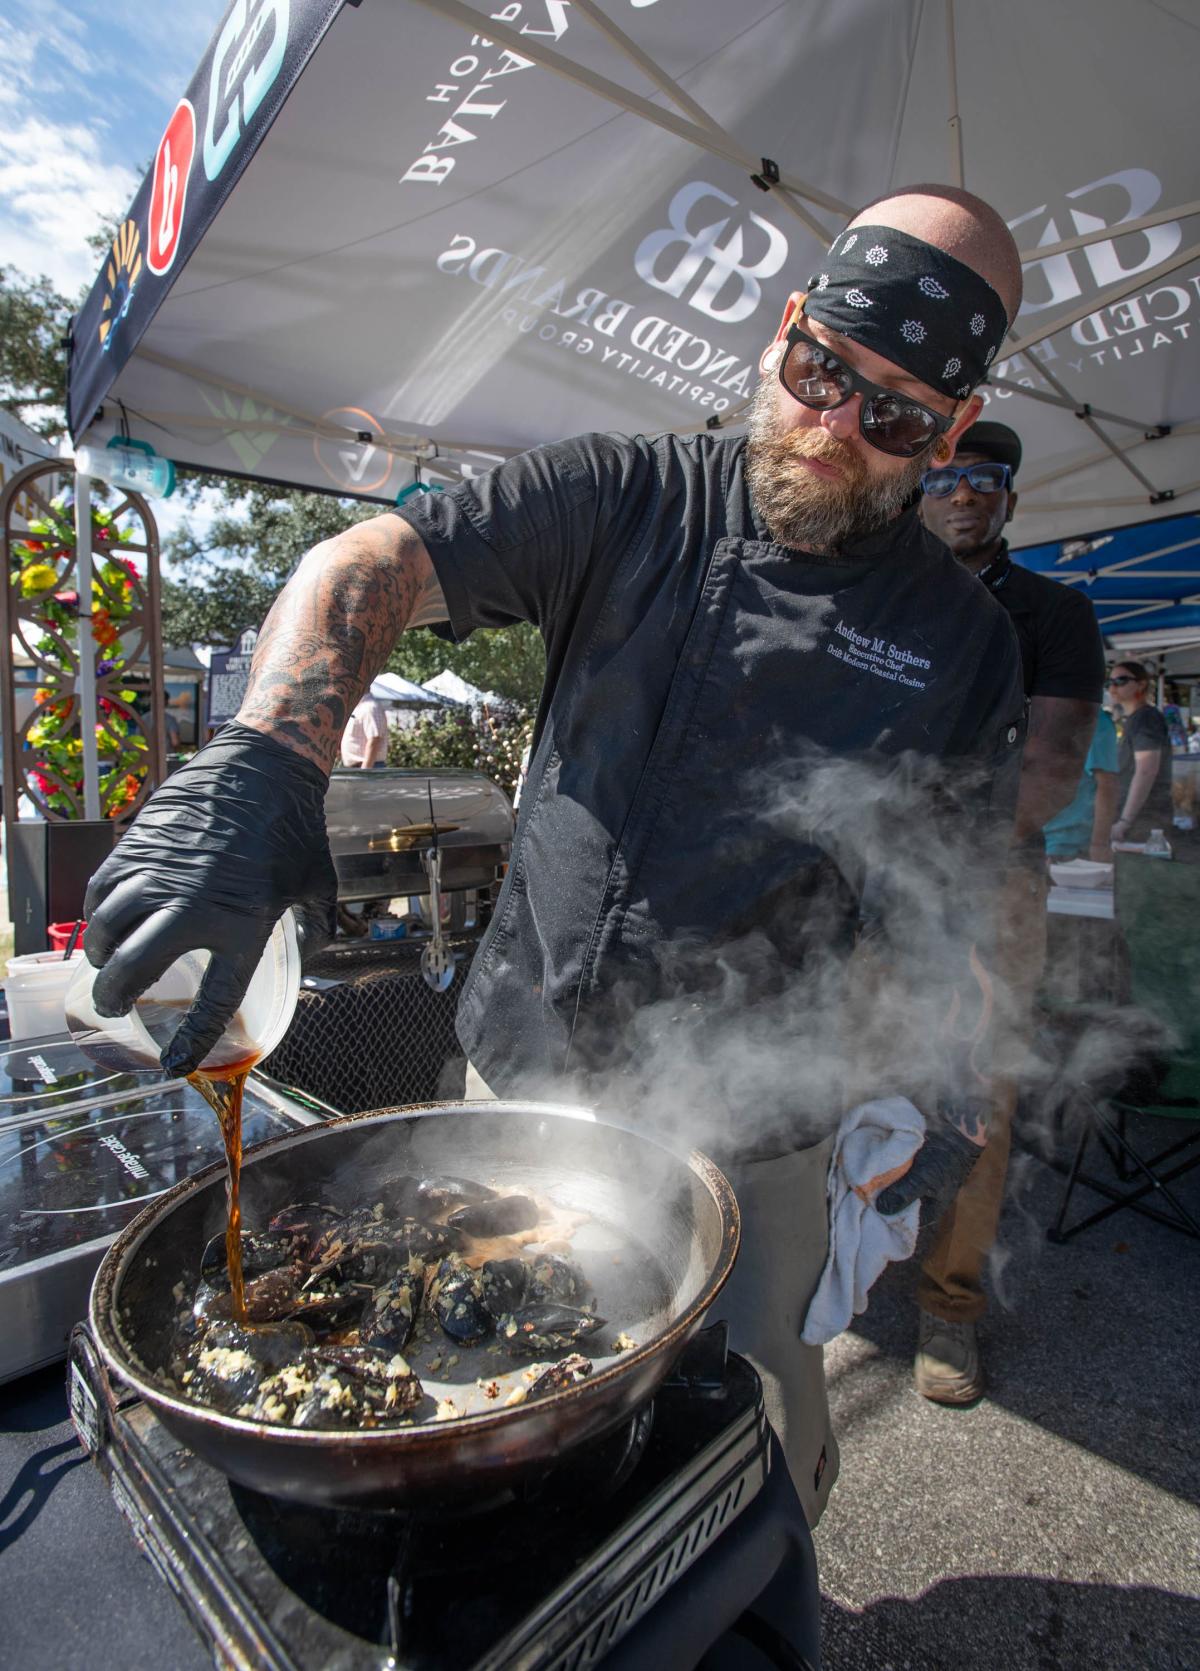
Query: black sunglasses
xmin=778 ymin=323 xmax=955 ymax=458
xmin=921 ymin=462 xmax=1012 ymax=497
xmin=1106 ymin=675 xmax=1136 ymax=687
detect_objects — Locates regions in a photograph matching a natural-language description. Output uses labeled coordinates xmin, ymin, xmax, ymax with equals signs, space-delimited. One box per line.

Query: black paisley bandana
xmin=805 ymin=225 xmax=1008 ymax=400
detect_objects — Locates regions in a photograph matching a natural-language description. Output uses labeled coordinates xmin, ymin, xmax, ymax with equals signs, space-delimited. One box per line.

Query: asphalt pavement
xmin=813 ymin=1113 xmax=1200 ymax=1671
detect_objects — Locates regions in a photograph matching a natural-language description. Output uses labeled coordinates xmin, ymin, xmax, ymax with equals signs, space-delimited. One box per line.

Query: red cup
xmin=48 ymin=921 xmax=85 ymax=953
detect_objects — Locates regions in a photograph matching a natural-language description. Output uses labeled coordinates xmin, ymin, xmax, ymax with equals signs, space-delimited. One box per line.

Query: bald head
xmin=849 ymin=184 xmax=1023 ymax=325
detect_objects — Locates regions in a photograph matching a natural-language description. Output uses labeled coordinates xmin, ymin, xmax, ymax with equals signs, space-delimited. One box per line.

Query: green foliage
xmin=387 ymin=620 xmax=545 ymax=709
xmin=0 ymin=219 xmax=546 ymax=713
xmin=0 ymin=267 xmax=73 ymax=440
xmin=163 ymin=480 xmax=548 ymax=709
xmin=387 ymin=705 xmax=533 ymax=801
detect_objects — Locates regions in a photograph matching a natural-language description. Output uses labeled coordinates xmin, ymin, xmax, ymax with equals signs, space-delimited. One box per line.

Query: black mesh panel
xmin=261 ymin=939 xmax=476 ymax=1113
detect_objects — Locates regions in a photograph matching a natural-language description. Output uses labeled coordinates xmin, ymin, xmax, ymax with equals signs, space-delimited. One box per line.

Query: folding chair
xmin=1046 ymin=853 xmax=1200 ymax=1243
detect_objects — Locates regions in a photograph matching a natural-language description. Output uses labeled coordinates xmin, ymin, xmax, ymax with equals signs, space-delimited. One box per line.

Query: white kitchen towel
xmin=800 ymin=1096 xmax=926 ymax=1346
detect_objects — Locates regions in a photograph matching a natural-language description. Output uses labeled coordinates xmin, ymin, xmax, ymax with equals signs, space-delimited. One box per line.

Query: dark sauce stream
xmin=138 ymin=1002 xmax=261 ymax=1325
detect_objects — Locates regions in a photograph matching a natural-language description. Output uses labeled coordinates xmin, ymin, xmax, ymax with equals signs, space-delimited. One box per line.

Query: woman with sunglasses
xmin=1108 ymin=662 xmax=1174 ymax=845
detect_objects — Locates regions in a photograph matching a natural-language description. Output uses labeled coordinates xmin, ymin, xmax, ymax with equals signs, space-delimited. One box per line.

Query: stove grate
xmin=69 ymin=1323 xmax=771 ymax=1671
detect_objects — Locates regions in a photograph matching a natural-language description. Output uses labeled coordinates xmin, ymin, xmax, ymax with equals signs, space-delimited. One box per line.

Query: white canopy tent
xmin=422 ymin=669 xmax=501 ymax=709
xmin=369 ymin=669 xmax=455 ymax=705
xmin=66 ymin=0 xmax=1199 ymax=555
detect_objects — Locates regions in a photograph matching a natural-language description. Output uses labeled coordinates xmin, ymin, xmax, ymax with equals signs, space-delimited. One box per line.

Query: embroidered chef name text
xmin=828 ymin=619 xmax=932 ymax=689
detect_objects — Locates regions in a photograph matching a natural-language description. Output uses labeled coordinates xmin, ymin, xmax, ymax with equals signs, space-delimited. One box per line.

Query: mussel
xmin=526 ymin=1252 xmax=587 ymax=1305
xmin=497 ymin=1303 xmax=606 ymax=1357
xmin=199 ymin=1228 xmax=291 ymax=1285
xmin=267 ymin=1201 xmax=348 ymax=1261
xmin=427 ymin=1253 xmax=493 ymax=1344
xmin=196 ymin=1262 xmax=307 ymax=1325
xmin=478 ymin=1257 xmax=532 ymax=1314
xmin=312 ymin=1346 xmax=424 ymax=1417
xmin=447 ymin=1193 xmax=539 ymax=1237
xmin=416 ymin=1174 xmax=498 ymax=1212
xmin=360 ymin=1268 xmax=424 ymax=1352
xmin=178 ymin=1319 xmax=313 ymax=1414
xmin=526 ymin=1354 xmax=594 ymax=1399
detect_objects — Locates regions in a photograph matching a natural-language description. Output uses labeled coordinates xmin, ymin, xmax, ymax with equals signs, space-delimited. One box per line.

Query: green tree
xmin=163 ymin=480 xmax=547 ymax=706
xmin=2 ymin=217 xmax=546 ymax=709
xmin=0 ymin=206 xmax=131 ymax=441
xmin=0 ymin=267 xmax=73 ymax=441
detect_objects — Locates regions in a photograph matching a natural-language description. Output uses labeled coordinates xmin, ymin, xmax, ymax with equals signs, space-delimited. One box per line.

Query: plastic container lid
xmin=64 ymin=910 xmax=300 ymax=1075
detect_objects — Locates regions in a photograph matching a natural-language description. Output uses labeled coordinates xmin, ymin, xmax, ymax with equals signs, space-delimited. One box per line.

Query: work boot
xmin=914 ymin=1308 xmax=985 ymax=1404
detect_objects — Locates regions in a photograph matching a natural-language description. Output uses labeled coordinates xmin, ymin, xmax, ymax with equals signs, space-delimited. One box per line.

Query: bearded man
xmin=83 ymin=185 xmax=1026 ymax=1527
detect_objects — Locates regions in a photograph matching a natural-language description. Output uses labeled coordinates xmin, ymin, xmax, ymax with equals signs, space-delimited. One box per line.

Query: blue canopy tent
xmin=1016 ymin=510 xmax=1200 ymax=659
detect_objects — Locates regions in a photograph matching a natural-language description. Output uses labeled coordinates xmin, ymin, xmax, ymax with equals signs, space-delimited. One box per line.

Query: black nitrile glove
xmin=874 ymin=1111 xmax=985 ymax=1218
xmin=83 ymin=723 xmax=336 ymax=1077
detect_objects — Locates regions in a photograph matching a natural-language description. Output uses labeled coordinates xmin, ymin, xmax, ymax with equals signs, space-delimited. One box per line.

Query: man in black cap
xmin=916 ymin=419 xmax=1105 ymax=1402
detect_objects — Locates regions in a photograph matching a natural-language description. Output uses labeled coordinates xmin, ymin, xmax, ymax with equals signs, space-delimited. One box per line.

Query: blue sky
xmin=0 ymin=0 xmax=228 ymax=296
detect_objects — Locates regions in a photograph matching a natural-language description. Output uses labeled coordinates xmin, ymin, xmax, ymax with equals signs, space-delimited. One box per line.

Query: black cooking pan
xmin=89 ymin=1101 xmax=739 ymax=1509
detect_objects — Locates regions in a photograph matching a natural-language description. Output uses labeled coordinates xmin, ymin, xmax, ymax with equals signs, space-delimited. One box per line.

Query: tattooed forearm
xmin=237 ymin=514 xmax=448 ymax=773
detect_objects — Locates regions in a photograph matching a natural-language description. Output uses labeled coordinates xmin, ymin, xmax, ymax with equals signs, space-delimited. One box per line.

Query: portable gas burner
xmin=69 ymin=1322 xmax=820 ymax=1670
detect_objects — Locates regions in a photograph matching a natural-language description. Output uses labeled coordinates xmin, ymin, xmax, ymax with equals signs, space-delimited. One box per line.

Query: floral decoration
xmin=9 ymin=492 xmax=149 ymax=819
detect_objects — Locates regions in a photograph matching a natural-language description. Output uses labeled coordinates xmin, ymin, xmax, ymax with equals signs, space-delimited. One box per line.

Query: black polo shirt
xmin=403 ymin=432 xmax=1025 ymax=1104
xmin=981 ymin=545 xmax=1105 ymax=702
xmin=1117 ymin=705 xmax=1174 ymax=838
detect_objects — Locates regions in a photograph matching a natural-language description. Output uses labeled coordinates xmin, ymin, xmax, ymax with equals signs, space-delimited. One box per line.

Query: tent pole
xmin=1003 ymin=238 xmax=1200 ymax=356
xmin=985 ymin=374 xmax=1150 ymax=431
xmin=1100 ymin=594 xmax=1200 ymax=629
xmin=407 ymin=0 xmax=851 ymax=218
xmin=944 ymin=0 xmax=965 ymax=186
xmin=133 ymin=346 xmax=517 ymax=466
xmin=1017 ymin=198 xmax=1200 ymax=264
xmin=73 ymin=468 xmax=102 ymax=822
xmin=1015 ymin=352 xmax=1161 ymax=492
xmin=570 ymin=0 xmax=725 ymax=137
xmin=1018 ymin=419 xmax=1200 ymax=497
xmin=1019 ymin=487 xmax=1200 ymax=516
xmin=1055 ymin=536 xmax=1200 ymax=585
xmin=568 ymin=0 xmax=834 ymax=241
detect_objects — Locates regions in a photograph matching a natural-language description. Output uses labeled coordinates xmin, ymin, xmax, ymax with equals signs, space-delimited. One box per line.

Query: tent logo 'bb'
xmin=635 ymin=182 xmax=788 ymax=326
xmin=204 ymin=0 xmax=290 ymax=184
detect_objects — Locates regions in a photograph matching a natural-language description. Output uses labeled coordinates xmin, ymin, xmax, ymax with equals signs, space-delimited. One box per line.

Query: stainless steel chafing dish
xmin=324 ymin=767 xmax=513 ymax=902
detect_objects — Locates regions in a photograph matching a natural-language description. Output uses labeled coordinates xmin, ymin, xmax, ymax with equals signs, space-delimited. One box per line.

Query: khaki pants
xmin=919 ymin=865 xmax=1048 ymax=1322
xmin=462 ymin=1061 xmax=839 ymax=1526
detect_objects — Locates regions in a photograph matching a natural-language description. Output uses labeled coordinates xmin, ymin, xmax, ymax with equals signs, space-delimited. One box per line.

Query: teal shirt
xmin=1044 ymin=710 xmax=1119 ymax=857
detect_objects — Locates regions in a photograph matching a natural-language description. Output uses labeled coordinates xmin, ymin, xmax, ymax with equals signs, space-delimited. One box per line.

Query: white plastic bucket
xmin=3 ymin=950 xmax=87 ymax=1041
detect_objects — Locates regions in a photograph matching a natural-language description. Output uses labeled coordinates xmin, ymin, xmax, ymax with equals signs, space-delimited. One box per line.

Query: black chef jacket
xmin=403 ymin=432 xmax=1025 ymax=1102
xmin=979 ymin=544 xmax=1105 ymax=701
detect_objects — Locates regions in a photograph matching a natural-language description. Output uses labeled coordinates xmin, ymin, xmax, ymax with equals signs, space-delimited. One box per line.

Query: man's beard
xmin=745 ymin=375 xmax=928 ymax=555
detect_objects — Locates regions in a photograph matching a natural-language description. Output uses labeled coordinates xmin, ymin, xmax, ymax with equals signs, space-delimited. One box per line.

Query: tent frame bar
xmin=1051 ymin=535 xmax=1200 ymax=586
xmin=407 ymin=0 xmax=848 ymax=234
xmin=985 ymin=374 xmax=1151 ymax=432
xmin=1015 ymin=199 xmax=1200 ymax=265
xmin=134 ymin=347 xmax=519 ymax=469
xmin=944 ymin=0 xmax=965 ymax=187
xmin=1004 ymin=239 xmax=1200 ymax=357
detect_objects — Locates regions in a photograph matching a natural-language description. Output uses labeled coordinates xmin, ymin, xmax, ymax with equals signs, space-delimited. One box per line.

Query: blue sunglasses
xmin=921 ymin=462 xmax=1012 ymax=497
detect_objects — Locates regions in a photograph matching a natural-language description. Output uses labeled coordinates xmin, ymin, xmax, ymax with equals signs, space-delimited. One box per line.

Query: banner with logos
xmin=69 ymin=0 xmax=1200 ymax=553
